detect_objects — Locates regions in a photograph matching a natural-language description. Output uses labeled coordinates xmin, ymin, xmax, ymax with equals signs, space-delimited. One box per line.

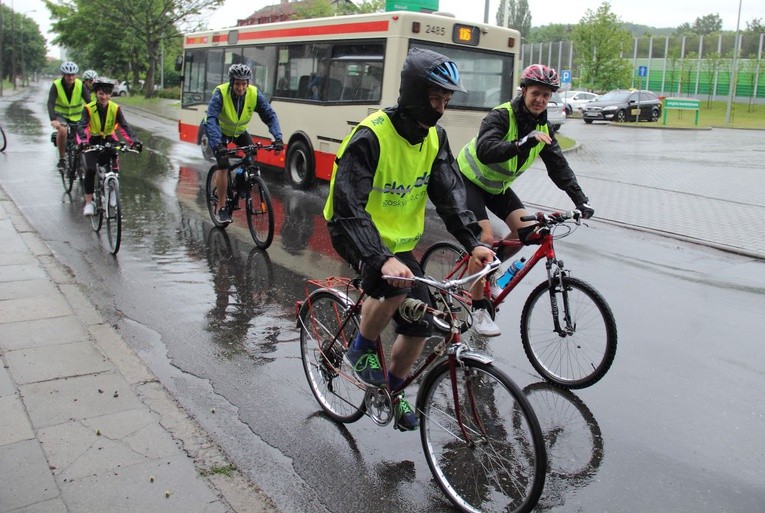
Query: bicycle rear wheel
xmin=205 ymin=166 xmax=229 ymax=228
xmin=0 ymin=123 xmax=7 ymax=152
xmin=521 ymin=276 xmax=617 ymax=389
xmin=299 ymin=290 xmax=366 ymax=423
xmin=419 ymin=359 xmax=546 ymax=513
xmin=246 ymin=174 xmax=274 ymax=249
xmin=105 ymin=177 xmax=122 ymax=254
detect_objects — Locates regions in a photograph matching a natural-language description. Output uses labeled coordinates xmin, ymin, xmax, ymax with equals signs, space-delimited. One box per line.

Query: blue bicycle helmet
xmin=399 ymin=48 xmax=465 ymax=127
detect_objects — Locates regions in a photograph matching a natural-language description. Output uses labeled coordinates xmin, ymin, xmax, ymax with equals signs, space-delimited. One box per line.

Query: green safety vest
xmin=53 ymin=78 xmax=86 ymax=121
xmin=85 ymin=101 xmax=119 ymax=137
xmin=457 ymin=102 xmax=548 ymax=194
xmin=324 ymin=111 xmax=438 ymax=254
xmin=214 ymin=83 xmax=258 ymax=138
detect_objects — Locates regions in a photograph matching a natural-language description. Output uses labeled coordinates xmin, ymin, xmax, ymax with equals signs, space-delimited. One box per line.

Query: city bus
xmin=178 ymin=10 xmax=520 ymax=189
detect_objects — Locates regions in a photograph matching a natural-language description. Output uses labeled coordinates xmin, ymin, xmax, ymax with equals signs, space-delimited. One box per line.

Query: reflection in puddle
xmin=7 ymin=98 xmax=45 ymax=136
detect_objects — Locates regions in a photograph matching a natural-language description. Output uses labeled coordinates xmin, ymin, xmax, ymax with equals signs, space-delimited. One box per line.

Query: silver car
xmin=547 ymin=91 xmax=566 ymax=131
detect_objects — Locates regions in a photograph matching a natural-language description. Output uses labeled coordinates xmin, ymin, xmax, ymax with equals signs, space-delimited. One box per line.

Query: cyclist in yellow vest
xmin=324 ymin=48 xmax=494 ymax=431
xmin=47 ymin=62 xmax=92 ymax=171
xmin=82 ymin=70 xmax=98 ymax=94
xmin=205 ymin=64 xmax=283 ymax=223
xmin=76 ymin=78 xmax=142 ymax=217
xmin=457 ymin=64 xmax=594 ymax=336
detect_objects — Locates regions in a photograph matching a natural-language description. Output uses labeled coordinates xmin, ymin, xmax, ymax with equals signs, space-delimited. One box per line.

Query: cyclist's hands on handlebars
xmin=470 ymin=245 xmax=496 ymax=269
xmin=272 ymin=139 xmax=284 ymax=154
xmin=381 ymin=257 xmax=414 ymax=288
xmin=131 ymin=141 xmax=143 ymax=153
xmin=576 ymin=202 xmax=595 ymax=219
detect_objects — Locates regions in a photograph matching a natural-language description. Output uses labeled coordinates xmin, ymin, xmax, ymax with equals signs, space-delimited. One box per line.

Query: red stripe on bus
xmin=188 ymin=20 xmax=390 ymax=45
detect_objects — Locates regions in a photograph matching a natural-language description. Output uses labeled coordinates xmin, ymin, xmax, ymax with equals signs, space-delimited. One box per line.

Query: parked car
xmin=114 ymin=80 xmax=129 ymax=96
xmin=582 ymin=89 xmax=662 ymax=123
xmin=547 ymin=91 xmax=566 ymax=131
xmin=559 ymin=90 xmax=600 ymax=115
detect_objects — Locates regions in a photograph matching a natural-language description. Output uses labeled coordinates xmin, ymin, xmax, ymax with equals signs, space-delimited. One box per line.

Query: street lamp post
xmin=725 ymin=0 xmax=743 ymax=126
xmin=0 ymin=0 xmax=4 ymax=96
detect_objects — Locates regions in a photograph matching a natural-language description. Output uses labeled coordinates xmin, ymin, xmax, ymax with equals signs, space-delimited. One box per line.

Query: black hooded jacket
xmin=327 ymin=105 xmax=483 ymax=272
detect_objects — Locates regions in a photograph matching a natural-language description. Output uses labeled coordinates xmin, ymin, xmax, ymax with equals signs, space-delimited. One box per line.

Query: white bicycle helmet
xmin=82 ymin=70 xmax=98 ymax=81
xmin=61 ymin=61 xmax=79 ymax=75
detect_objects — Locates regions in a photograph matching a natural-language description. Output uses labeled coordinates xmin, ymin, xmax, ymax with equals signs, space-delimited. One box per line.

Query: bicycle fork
xmin=546 ymin=262 xmax=576 ymax=337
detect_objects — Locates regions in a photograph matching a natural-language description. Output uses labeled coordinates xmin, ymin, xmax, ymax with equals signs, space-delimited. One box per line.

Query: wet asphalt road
xmin=1 ymin=87 xmax=763 ymax=512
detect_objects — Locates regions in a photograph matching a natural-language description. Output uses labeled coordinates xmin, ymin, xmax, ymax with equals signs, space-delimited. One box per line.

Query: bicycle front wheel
xmin=0 ymin=123 xmax=6 ymax=152
xmin=419 ymin=241 xmax=467 ymax=281
xmin=419 ymin=359 xmax=546 ymax=513
xmin=299 ymin=290 xmax=366 ymax=423
xmin=91 ymin=184 xmax=103 ymax=232
xmin=521 ymin=276 xmax=617 ymax=389
xmin=105 ymin=177 xmax=122 ymax=254
xmin=246 ymin=174 xmax=274 ymax=249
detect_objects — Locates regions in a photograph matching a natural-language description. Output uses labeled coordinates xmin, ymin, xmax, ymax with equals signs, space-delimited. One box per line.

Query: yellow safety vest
xmin=214 ymin=83 xmax=258 ymax=138
xmin=324 ymin=111 xmax=438 ymax=254
xmin=457 ymin=102 xmax=548 ymax=194
xmin=85 ymin=101 xmax=119 ymax=137
xmin=53 ymin=78 xmax=86 ymax=121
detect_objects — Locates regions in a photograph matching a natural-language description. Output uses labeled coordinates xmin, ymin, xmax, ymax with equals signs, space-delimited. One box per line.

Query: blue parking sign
xmin=638 ymin=66 xmax=648 ymax=77
xmin=561 ymin=70 xmax=571 ymax=84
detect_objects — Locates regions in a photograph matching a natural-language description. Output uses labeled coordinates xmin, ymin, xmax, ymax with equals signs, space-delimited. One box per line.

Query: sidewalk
xmin=0 ymin=190 xmax=277 ymax=512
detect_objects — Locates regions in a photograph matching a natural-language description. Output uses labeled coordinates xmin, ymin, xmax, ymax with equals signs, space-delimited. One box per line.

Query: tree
xmin=572 ymin=2 xmax=632 ymax=92
xmin=745 ymin=18 xmax=763 ymax=34
xmin=496 ymin=0 xmax=531 ymax=39
xmin=0 ymin=7 xmax=47 ymax=85
xmin=692 ymin=13 xmax=723 ymax=35
xmin=46 ymin=0 xmax=222 ymax=97
xmin=526 ymin=24 xmax=575 ymax=44
xmin=292 ymin=0 xmax=335 ymax=19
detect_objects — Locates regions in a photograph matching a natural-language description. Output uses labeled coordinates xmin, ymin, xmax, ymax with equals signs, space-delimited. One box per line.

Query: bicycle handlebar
xmin=221 ymin=143 xmax=278 ymax=157
xmin=81 ymin=142 xmax=140 ymax=154
xmin=383 ymin=258 xmax=500 ymax=294
xmin=520 ymin=210 xmax=582 ymax=225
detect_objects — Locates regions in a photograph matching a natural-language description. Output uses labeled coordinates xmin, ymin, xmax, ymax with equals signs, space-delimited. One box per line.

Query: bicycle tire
xmin=419 ymin=358 xmax=546 ymax=513
xmin=521 ymin=276 xmax=617 ymax=389
xmin=64 ymin=162 xmax=76 ymax=194
xmin=91 ymin=173 xmax=104 ymax=232
xmin=0 ymin=123 xmax=6 ymax=152
xmin=105 ymin=177 xmax=122 ymax=254
xmin=205 ymin=165 xmax=229 ymax=228
xmin=63 ymin=144 xmax=77 ymax=193
xmin=246 ymin=174 xmax=274 ymax=249
xmin=299 ymin=289 xmax=366 ymax=423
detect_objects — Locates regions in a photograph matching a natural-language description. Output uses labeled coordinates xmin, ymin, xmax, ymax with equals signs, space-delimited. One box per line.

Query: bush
xmin=156 ymin=86 xmax=181 ymax=100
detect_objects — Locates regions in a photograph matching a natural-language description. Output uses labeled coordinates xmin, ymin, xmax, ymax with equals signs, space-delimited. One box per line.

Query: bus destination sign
xmin=452 ymin=24 xmax=480 ymax=46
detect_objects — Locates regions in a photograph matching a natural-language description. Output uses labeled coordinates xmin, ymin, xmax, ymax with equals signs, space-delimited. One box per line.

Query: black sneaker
xmin=218 ymin=207 xmax=232 ymax=223
xmin=57 ymin=158 xmax=65 ymax=170
xmin=345 ymin=346 xmax=385 ymax=386
xmin=394 ymin=393 xmax=419 ymax=431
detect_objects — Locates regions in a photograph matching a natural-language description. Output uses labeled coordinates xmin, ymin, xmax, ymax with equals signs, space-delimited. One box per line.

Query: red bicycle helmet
xmin=520 ymin=64 xmax=560 ymax=91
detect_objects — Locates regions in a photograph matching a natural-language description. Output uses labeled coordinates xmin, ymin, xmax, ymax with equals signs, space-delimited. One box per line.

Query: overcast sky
xmin=22 ymin=0 xmax=765 ymax=58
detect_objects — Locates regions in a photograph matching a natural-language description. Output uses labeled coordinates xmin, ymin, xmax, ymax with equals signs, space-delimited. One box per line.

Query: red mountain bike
xmin=420 ymin=210 xmax=617 ymax=389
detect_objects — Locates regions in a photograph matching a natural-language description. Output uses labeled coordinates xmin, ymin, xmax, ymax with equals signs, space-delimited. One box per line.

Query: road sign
xmin=561 ymin=70 xmax=571 ymax=84
xmin=638 ymin=66 xmax=648 ymax=77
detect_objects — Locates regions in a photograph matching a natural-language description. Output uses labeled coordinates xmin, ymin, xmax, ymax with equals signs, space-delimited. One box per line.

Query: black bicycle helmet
xmin=520 ymin=64 xmax=560 ymax=91
xmin=229 ymin=63 xmax=253 ymax=82
xmin=61 ymin=61 xmax=79 ymax=75
xmin=398 ymin=48 xmax=466 ymax=127
xmin=92 ymin=78 xmax=115 ymax=94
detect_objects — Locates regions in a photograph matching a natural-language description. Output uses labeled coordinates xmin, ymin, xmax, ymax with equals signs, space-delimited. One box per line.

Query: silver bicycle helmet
xmin=61 ymin=61 xmax=79 ymax=75
xmin=82 ymin=70 xmax=98 ymax=81
xmin=229 ymin=64 xmax=253 ymax=81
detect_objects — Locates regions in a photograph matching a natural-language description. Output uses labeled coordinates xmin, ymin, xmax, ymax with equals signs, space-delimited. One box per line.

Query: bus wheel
xmin=199 ymin=125 xmax=215 ymax=162
xmin=286 ymin=140 xmax=315 ymax=189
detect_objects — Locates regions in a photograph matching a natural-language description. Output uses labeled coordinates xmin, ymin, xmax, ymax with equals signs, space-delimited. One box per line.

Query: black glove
xmin=515 ymin=130 xmax=544 ymax=151
xmin=214 ymin=144 xmax=228 ymax=168
xmin=576 ymin=203 xmax=595 ymax=219
xmin=273 ymin=139 xmax=284 ymax=154
xmin=131 ymin=141 xmax=143 ymax=153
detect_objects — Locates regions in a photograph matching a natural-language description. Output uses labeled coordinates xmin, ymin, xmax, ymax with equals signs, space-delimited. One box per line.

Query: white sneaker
xmin=108 ymin=190 xmax=117 ymax=207
xmin=472 ymin=308 xmax=500 ymax=337
xmin=83 ymin=202 xmax=95 ymax=216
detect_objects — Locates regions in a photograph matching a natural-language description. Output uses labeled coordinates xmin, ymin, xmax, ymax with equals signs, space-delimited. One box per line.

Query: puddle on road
xmin=7 ymin=98 xmax=45 ymax=136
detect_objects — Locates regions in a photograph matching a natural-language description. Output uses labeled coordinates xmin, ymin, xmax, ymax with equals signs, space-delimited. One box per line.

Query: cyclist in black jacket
xmin=323 ymin=48 xmax=494 ymax=431
xmin=457 ymin=64 xmax=594 ymax=336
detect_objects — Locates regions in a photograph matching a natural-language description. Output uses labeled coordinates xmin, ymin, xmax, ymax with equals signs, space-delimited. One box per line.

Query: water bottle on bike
xmin=496 ymin=258 xmax=525 ymax=288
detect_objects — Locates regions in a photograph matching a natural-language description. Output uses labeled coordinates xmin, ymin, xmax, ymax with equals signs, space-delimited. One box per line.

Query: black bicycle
xmin=53 ymin=123 xmax=85 ymax=193
xmin=205 ymin=143 xmax=276 ymax=250
xmin=82 ymin=142 xmax=141 ymax=254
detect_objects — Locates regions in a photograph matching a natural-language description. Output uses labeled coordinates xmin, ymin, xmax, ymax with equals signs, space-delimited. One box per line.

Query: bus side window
xmin=298 ymin=76 xmax=311 ymax=99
